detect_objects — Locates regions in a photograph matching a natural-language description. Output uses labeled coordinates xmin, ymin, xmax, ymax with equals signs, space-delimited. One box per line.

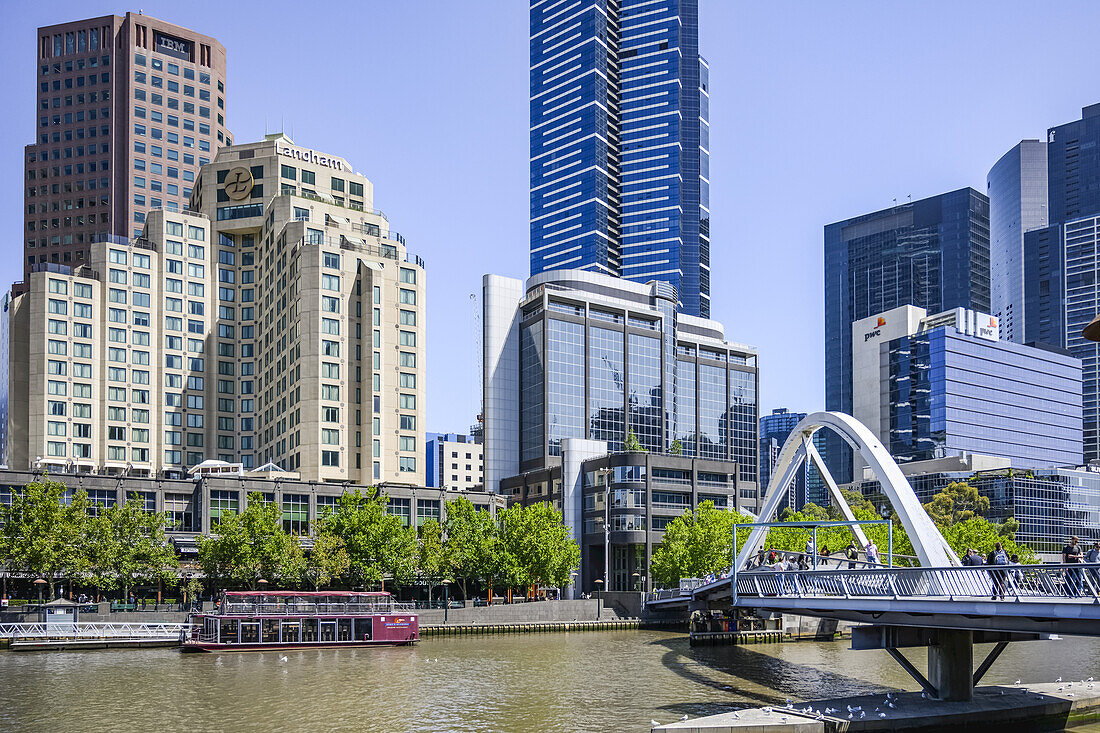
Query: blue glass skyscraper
xmin=824 ymin=188 xmax=991 ymax=482
xmin=1022 ymin=103 xmax=1100 ymax=462
xmin=530 ymin=0 xmax=711 ymax=317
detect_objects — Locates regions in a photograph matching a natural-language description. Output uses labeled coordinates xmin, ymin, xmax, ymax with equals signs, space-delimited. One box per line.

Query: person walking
xmin=1064 ymin=536 xmax=1084 ymax=596
xmin=864 ymin=541 xmax=880 ymax=567
xmin=986 ymin=542 xmax=1009 ymax=600
xmin=846 ymin=542 xmax=858 ymax=570
xmin=1085 ymin=541 xmax=1100 ymax=593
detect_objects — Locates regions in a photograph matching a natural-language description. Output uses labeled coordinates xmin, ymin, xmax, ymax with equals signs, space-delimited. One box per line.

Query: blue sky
xmin=2 ymin=1 xmax=1098 ymax=435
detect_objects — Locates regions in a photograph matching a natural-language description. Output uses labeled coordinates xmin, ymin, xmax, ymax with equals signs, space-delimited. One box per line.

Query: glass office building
xmin=855 ymin=468 xmax=1100 ymax=559
xmin=886 ymin=325 xmax=1083 ymax=468
xmin=759 ymin=408 xmax=814 ymax=510
xmin=1021 ymin=104 xmax=1100 ymax=462
xmin=529 ymin=0 xmax=711 ymax=317
xmin=485 ymin=270 xmax=759 ymax=498
xmin=824 ymin=188 xmax=991 ymax=482
xmin=987 ymin=140 xmax=1048 ymax=344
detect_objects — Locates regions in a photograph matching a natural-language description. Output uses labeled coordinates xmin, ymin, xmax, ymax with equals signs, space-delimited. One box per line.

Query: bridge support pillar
xmin=928 ymin=629 xmax=973 ymax=702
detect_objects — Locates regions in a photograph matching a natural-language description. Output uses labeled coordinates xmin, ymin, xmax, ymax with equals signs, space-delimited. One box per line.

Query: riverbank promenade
xmin=653 ymin=681 xmax=1100 ymax=732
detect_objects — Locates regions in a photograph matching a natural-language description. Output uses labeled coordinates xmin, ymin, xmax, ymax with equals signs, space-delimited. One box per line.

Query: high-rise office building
xmin=987 ymin=140 xmax=1048 ymax=344
xmin=24 ymin=13 xmax=231 ymax=280
xmin=824 ymin=188 xmax=991 ymax=483
xmin=1020 ymin=104 xmax=1100 ymax=462
xmin=529 ymin=0 xmax=711 ymax=317
xmin=759 ymin=408 xmax=805 ymax=510
xmin=4 ymin=136 xmax=426 ymax=485
xmin=853 ymin=305 xmax=1082 ymax=469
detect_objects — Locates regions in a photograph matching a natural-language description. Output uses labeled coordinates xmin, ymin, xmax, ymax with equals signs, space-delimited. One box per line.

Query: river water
xmin=2 ymin=630 xmax=1099 ymax=732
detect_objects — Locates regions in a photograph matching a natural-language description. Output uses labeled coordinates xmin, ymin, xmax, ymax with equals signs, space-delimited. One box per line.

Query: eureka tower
xmin=529 ymin=0 xmax=711 ymax=317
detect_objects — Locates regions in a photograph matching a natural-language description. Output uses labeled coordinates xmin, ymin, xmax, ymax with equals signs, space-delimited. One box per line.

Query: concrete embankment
xmin=421 ymin=619 xmax=668 ymax=636
xmin=653 ymin=682 xmax=1100 ymax=732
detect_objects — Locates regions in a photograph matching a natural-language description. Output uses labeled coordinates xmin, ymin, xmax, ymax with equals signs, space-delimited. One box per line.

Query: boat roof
xmin=222 ymin=591 xmax=392 ymax=598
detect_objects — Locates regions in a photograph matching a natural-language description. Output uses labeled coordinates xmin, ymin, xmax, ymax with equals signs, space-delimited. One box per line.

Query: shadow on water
xmin=649 ymin=636 xmax=908 ymax=716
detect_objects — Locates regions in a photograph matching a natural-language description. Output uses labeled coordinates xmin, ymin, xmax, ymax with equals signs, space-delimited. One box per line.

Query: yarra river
xmin=3 ymin=630 xmax=1100 ymax=732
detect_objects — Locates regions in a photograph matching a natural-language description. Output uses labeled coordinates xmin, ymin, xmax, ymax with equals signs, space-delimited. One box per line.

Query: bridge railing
xmin=734 ymin=563 xmax=1100 ymax=603
xmin=0 ymin=622 xmax=191 ymax=641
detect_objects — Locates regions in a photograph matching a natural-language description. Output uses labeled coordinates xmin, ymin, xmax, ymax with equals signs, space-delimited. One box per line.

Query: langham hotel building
xmin=3 ymin=135 xmax=426 ymax=486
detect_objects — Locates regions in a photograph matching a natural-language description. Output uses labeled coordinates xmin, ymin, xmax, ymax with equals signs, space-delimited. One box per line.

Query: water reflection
xmin=1 ymin=630 xmax=1098 ymax=732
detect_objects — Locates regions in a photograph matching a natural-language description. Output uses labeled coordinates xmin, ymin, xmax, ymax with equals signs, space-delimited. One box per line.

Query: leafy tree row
xmin=650 ymin=482 xmax=1036 ymax=587
xmin=198 ymin=492 xmax=580 ymax=597
xmin=0 ymin=477 xmax=177 ymax=599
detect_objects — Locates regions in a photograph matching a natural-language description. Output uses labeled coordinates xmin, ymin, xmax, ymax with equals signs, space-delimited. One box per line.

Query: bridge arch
xmin=737 ymin=411 xmax=958 ymax=569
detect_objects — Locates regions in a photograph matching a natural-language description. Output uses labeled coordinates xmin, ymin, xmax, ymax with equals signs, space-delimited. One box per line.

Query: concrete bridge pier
xmin=927 ymin=629 xmax=973 ymax=701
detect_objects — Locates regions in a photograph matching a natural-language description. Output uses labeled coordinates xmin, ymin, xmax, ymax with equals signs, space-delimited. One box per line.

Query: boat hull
xmin=181 ymin=639 xmax=417 ymax=653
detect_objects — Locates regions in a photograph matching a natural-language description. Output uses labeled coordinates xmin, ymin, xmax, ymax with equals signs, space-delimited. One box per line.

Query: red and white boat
xmin=181 ymin=590 xmax=418 ymax=652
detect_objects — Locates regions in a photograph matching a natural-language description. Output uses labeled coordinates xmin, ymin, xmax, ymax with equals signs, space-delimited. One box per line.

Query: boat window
xmin=355 ymin=617 xmax=373 ymax=641
xmin=338 ymin=619 xmax=353 ymax=642
xmin=219 ymin=618 xmax=238 ymax=644
xmin=240 ymin=622 xmax=259 ymax=644
xmin=301 ymin=618 xmax=318 ymax=642
xmin=262 ymin=619 xmax=280 ymax=643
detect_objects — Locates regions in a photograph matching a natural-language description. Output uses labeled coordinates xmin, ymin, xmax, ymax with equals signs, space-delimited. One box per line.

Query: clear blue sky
xmin=2 ymin=1 xmax=1098 ymax=435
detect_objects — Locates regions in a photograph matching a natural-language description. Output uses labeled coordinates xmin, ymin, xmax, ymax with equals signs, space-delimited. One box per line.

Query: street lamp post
xmin=594 ymin=578 xmax=603 ymax=620
xmin=569 ymin=571 xmax=577 ymax=601
xmin=632 ymin=572 xmax=641 ymax=593
xmin=442 ymin=579 xmax=451 ymax=624
xmin=33 ymin=578 xmax=47 ymax=606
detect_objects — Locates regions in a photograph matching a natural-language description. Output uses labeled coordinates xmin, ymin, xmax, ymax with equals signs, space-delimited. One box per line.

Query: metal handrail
xmin=0 ymin=622 xmax=190 ymax=640
xmin=733 ymin=563 xmax=1100 ymax=603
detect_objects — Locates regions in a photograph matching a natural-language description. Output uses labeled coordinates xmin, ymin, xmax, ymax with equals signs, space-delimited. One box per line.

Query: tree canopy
xmin=0 ymin=477 xmax=89 ymax=596
xmin=498 ymin=502 xmax=580 ymax=589
xmin=198 ymin=492 xmax=304 ymax=588
xmin=318 ymin=489 xmax=418 ymax=588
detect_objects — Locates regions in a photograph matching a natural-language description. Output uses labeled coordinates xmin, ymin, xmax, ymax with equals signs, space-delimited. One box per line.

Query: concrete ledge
xmin=9 ymin=638 xmax=180 ymax=652
xmin=653 ymin=682 xmax=1100 ymax=732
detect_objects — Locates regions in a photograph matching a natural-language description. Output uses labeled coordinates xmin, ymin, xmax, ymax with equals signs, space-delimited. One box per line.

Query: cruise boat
xmin=181 ymin=591 xmax=419 ymax=652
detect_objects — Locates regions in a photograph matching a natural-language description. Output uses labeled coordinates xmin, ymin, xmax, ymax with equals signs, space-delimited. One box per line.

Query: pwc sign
xmin=864 ymin=316 xmax=886 ymax=342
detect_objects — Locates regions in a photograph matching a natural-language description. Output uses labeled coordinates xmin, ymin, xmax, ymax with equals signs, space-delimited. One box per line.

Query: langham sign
xmin=277 ymin=145 xmax=347 ymax=172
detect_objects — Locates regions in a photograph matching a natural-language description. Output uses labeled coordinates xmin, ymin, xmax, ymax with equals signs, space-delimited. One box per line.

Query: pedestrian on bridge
xmin=846 ymin=542 xmax=858 ymax=570
xmin=987 ymin=542 xmax=1010 ymax=600
xmin=1064 ymin=536 xmax=1084 ymax=596
xmin=1086 ymin=542 xmax=1100 ymax=592
xmin=864 ymin=541 xmax=880 ymax=567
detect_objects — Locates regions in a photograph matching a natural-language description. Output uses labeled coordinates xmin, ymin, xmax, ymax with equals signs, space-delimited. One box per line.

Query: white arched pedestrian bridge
xmin=650 ymin=412 xmax=1100 ymax=632
xmin=647 ymin=413 xmax=1100 ymax=699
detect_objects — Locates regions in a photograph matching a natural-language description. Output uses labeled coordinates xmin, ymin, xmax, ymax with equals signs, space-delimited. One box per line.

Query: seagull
xmin=879 ymin=713 xmax=887 ymax=719
xmin=279 ymin=655 xmax=288 ymax=663
xmin=848 ymin=713 xmax=853 ymax=720
xmin=679 ymin=715 xmax=688 ymax=721
xmin=860 ymin=711 xmax=866 ymax=719
xmin=781 ymin=717 xmax=788 ymax=723
xmin=786 ymin=699 xmax=794 ymax=708
xmin=761 ymin=707 xmax=772 ymax=714
xmin=651 ymin=720 xmax=660 ymax=728
xmin=1057 ymin=677 xmax=1063 ymax=683
xmin=731 ymin=712 xmax=739 ymax=720
xmin=1015 ymin=680 xmax=1021 ymax=685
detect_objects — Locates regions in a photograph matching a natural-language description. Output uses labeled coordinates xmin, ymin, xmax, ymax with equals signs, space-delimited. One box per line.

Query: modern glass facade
xmin=857 ymin=467 xmax=1100 ymax=558
xmin=824 ymin=188 xmax=991 ymax=482
xmin=987 ymin=140 xmax=1047 ymax=344
xmin=1047 ymin=103 xmax=1100 ymax=225
xmin=886 ymin=327 xmax=1083 ymax=468
xmin=1064 ymin=215 xmax=1100 ymax=461
xmin=529 ymin=0 xmax=711 ymax=317
xmin=513 ymin=271 xmax=758 ymax=488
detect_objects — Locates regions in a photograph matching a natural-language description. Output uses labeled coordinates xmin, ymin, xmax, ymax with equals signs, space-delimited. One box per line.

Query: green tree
xmin=650 ymin=503 xmax=754 ymax=587
xmin=321 ymin=489 xmax=417 ymax=589
xmin=417 ymin=518 xmax=445 ymax=602
xmin=497 ymin=503 xmax=580 ymax=592
xmin=442 ymin=497 xmax=499 ymax=599
xmin=669 ymin=439 xmax=683 ymax=456
xmin=0 ymin=477 xmax=89 ymax=598
xmin=624 ymin=429 xmax=645 ymax=452
xmin=923 ymin=481 xmax=991 ymax=527
xmin=86 ymin=494 xmax=177 ymax=600
xmin=303 ymin=531 xmax=350 ymax=590
xmin=198 ymin=492 xmax=304 ymax=589
xmin=940 ymin=517 xmax=1035 ymax=563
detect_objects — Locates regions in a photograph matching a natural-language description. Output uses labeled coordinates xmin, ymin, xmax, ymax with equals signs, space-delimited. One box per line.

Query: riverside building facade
xmin=529 ymin=0 xmax=711 ymax=317
xmin=3 ymin=135 xmax=426 ymax=486
xmin=23 ymin=12 xmax=231 ymax=279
